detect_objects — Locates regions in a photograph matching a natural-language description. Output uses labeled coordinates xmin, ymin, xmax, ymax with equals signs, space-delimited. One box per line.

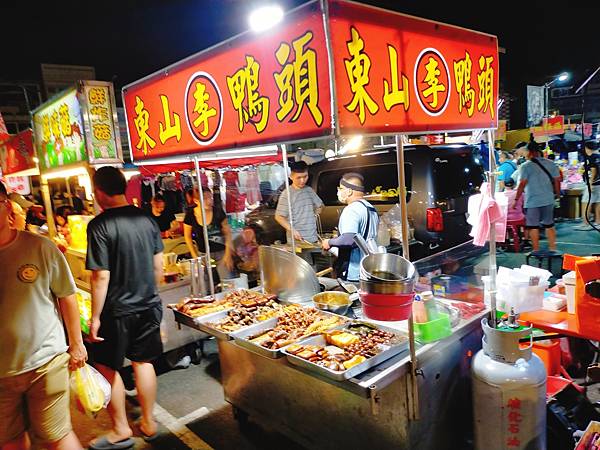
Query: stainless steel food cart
xmin=216 ymin=310 xmax=484 ymax=450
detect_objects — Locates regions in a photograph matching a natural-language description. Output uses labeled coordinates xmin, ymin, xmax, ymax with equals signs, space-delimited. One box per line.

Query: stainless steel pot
xmin=360 ymin=253 xmax=416 ymax=282
xmin=359 ymin=277 xmax=415 ymax=295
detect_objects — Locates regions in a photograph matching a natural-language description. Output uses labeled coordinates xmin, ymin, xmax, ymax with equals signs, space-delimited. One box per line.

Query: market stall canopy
xmin=122 ymin=0 xmax=499 ymax=163
xmin=137 ymin=151 xmax=284 ymax=175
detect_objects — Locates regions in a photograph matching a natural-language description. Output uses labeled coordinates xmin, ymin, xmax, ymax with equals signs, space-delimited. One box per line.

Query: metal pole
xmin=486 ymin=129 xmax=498 ymax=328
xmin=40 ymin=177 xmax=56 ymax=238
xmin=65 ymin=177 xmax=73 ymax=207
xmin=193 ymin=157 xmax=215 ymax=297
xmin=544 ymin=83 xmax=548 ymax=118
xmin=395 ymin=135 xmax=410 ymax=258
xmin=281 ymin=144 xmax=296 ymax=253
xmin=396 ymin=134 xmax=419 ymax=421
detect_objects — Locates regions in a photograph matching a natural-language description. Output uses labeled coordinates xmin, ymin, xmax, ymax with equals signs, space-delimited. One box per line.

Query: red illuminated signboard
xmin=123 ymin=2 xmax=331 ymax=162
xmin=329 ymin=0 xmax=499 ymax=134
xmin=0 ymin=130 xmax=36 ymax=176
xmin=123 ymin=0 xmax=499 ymax=162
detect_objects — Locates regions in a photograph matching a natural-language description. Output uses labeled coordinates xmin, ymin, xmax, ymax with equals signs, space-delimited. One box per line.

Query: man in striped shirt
xmin=275 ymin=161 xmax=323 ymax=244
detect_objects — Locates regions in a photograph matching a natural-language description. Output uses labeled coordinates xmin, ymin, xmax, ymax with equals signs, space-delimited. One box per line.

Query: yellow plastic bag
xmin=70 ymin=364 xmax=111 ymax=417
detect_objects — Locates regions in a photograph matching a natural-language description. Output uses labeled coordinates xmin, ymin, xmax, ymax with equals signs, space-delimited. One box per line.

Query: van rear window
xmin=432 ymin=151 xmax=483 ymax=199
xmin=316 ymin=163 xmax=412 ymax=205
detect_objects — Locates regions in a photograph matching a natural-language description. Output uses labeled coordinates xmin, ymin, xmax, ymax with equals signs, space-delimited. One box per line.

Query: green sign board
xmin=33 ymin=88 xmax=87 ymax=171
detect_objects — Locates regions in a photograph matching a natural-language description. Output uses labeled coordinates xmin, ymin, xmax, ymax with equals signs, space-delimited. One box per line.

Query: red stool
xmin=503 ymin=218 xmax=526 ymax=252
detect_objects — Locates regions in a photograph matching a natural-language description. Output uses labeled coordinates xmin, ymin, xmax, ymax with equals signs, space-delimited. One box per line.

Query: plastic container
xmin=221 ymin=273 xmax=249 ymax=291
xmin=563 ymin=271 xmax=576 ymax=315
xmin=532 ymin=339 xmax=561 ymax=376
xmin=68 ymin=215 xmax=93 ymax=250
xmin=497 ymin=280 xmax=549 ymax=313
xmin=414 ymin=313 xmax=452 ymax=343
xmin=359 ymin=291 xmax=414 ymax=321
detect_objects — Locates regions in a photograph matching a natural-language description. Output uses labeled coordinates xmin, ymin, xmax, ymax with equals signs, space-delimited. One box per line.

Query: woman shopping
xmin=183 ymin=187 xmax=234 ymax=285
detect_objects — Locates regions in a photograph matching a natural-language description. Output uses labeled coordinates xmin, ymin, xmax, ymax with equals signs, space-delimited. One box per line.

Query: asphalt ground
xmin=71 ymin=220 xmax=600 ymax=450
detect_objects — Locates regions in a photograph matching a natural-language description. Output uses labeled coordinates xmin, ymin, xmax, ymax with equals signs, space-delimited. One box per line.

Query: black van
xmin=247 ymin=144 xmax=485 ymax=260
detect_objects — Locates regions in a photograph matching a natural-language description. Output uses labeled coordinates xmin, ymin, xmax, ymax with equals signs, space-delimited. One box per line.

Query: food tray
xmin=231 ymin=317 xmax=282 ymax=358
xmin=171 ymin=307 xmax=234 ymax=332
xmin=282 ymin=323 xmax=409 ymax=381
xmin=194 ymin=309 xmax=238 ymax=340
xmin=231 ymin=310 xmax=347 ymax=359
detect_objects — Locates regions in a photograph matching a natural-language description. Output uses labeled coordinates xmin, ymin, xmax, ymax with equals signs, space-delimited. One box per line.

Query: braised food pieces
xmin=248 ymin=306 xmax=345 ymax=350
xmin=287 ymin=326 xmax=401 ymax=372
xmin=208 ymin=299 xmax=283 ymax=332
xmin=174 ymin=290 xmax=276 ymax=318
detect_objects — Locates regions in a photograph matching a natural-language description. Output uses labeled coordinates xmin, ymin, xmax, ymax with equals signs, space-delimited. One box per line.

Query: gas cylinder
xmin=472 ymin=318 xmax=547 ymax=450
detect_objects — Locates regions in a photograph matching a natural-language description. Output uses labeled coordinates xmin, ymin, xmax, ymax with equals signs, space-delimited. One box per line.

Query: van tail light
xmin=427 ymin=208 xmax=444 ymax=232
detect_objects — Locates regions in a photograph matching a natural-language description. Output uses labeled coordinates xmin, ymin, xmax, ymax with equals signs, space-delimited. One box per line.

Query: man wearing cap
xmin=514 ymin=138 xmax=561 ymax=253
xmin=322 ymin=173 xmax=379 ymax=281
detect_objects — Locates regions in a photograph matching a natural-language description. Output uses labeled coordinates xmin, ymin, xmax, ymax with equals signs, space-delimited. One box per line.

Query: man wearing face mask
xmin=321 ymin=173 xmax=379 ymax=281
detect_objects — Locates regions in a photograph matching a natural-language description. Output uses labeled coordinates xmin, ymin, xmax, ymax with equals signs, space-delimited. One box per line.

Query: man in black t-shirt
xmin=147 ymin=193 xmax=177 ymax=236
xmin=86 ymin=167 xmax=164 ymax=449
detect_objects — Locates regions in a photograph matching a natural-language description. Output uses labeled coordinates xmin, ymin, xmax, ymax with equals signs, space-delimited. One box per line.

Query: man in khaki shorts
xmin=0 ymin=181 xmax=87 ymax=449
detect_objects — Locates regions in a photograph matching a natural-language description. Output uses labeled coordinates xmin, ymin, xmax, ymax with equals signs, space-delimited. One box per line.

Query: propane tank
xmin=472 ymin=318 xmax=547 ymax=450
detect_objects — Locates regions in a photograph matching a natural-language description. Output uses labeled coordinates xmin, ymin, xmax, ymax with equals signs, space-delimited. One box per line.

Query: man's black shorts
xmin=91 ymin=304 xmax=163 ymax=370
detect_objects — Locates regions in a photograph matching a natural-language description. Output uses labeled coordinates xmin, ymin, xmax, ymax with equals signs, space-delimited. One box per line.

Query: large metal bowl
xmin=359 ymin=277 xmax=415 ymax=295
xmin=360 ymin=253 xmax=416 ymax=282
xmin=312 ymin=291 xmax=352 ymax=315
xmin=259 ymin=246 xmax=319 ymax=303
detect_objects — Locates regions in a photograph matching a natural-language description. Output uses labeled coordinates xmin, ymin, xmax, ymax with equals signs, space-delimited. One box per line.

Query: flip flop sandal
xmin=136 ymin=422 xmax=161 ymax=442
xmin=142 ymin=432 xmax=160 ymax=443
xmin=88 ymin=436 xmax=135 ymax=450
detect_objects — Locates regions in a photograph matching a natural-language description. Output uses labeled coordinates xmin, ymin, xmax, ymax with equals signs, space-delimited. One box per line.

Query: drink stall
xmin=121 ymin=0 xmax=500 ymax=447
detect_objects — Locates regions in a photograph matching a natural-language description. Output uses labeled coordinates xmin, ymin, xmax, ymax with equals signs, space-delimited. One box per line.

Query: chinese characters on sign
xmin=0 ymin=130 xmax=36 ymax=176
xmin=134 ymin=96 xmax=156 ymax=155
xmin=185 ymin=72 xmax=223 ymax=145
xmin=122 ymin=0 xmax=498 ymax=161
xmin=227 ymin=56 xmax=270 ymax=133
xmin=343 ymin=27 xmax=378 ymax=124
xmin=81 ymin=83 xmax=120 ymax=163
xmin=123 ymin=5 xmax=332 ymax=161
xmin=329 ymin=0 xmax=499 ymax=133
xmin=274 ymin=31 xmax=323 ymax=126
xmin=32 ymin=88 xmax=86 ymax=170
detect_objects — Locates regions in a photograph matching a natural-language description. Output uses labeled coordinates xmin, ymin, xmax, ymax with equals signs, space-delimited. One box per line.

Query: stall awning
xmin=137 ymin=151 xmax=283 ymax=175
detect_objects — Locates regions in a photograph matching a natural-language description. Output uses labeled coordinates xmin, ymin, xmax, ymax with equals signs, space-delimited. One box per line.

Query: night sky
xmin=1 ymin=0 xmax=599 ymax=126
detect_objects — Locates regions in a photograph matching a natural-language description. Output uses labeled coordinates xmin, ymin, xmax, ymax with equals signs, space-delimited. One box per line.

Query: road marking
xmin=179 ymin=406 xmax=210 ymax=425
xmin=556 ymin=241 xmax=600 ymax=247
xmin=153 ymin=403 xmax=214 ymax=450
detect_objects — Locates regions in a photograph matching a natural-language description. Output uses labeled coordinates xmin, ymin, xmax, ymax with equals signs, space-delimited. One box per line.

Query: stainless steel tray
xmin=231 ymin=310 xmax=348 ymax=359
xmin=231 ymin=317 xmax=282 ymax=358
xmin=195 ymin=307 xmax=282 ymax=341
xmin=282 ymin=323 xmax=409 ymax=381
xmin=194 ymin=309 xmax=238 ymax=340
xmin=171 ymin=307 xmax=234 ymax=332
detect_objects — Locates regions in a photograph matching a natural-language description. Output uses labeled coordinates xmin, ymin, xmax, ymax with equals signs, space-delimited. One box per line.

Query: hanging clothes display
xmin=243 ymin=169 xmax=262 ymax=205
xmin=141 ymin=177 xmax=155 ymax=208
xmin=125 ymin=175 xmax=142 ymax=207
xmin=467 ymin=182 xmax=508 ymax=246
xmin=224 ymin=170 xmax=245 ymax=213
